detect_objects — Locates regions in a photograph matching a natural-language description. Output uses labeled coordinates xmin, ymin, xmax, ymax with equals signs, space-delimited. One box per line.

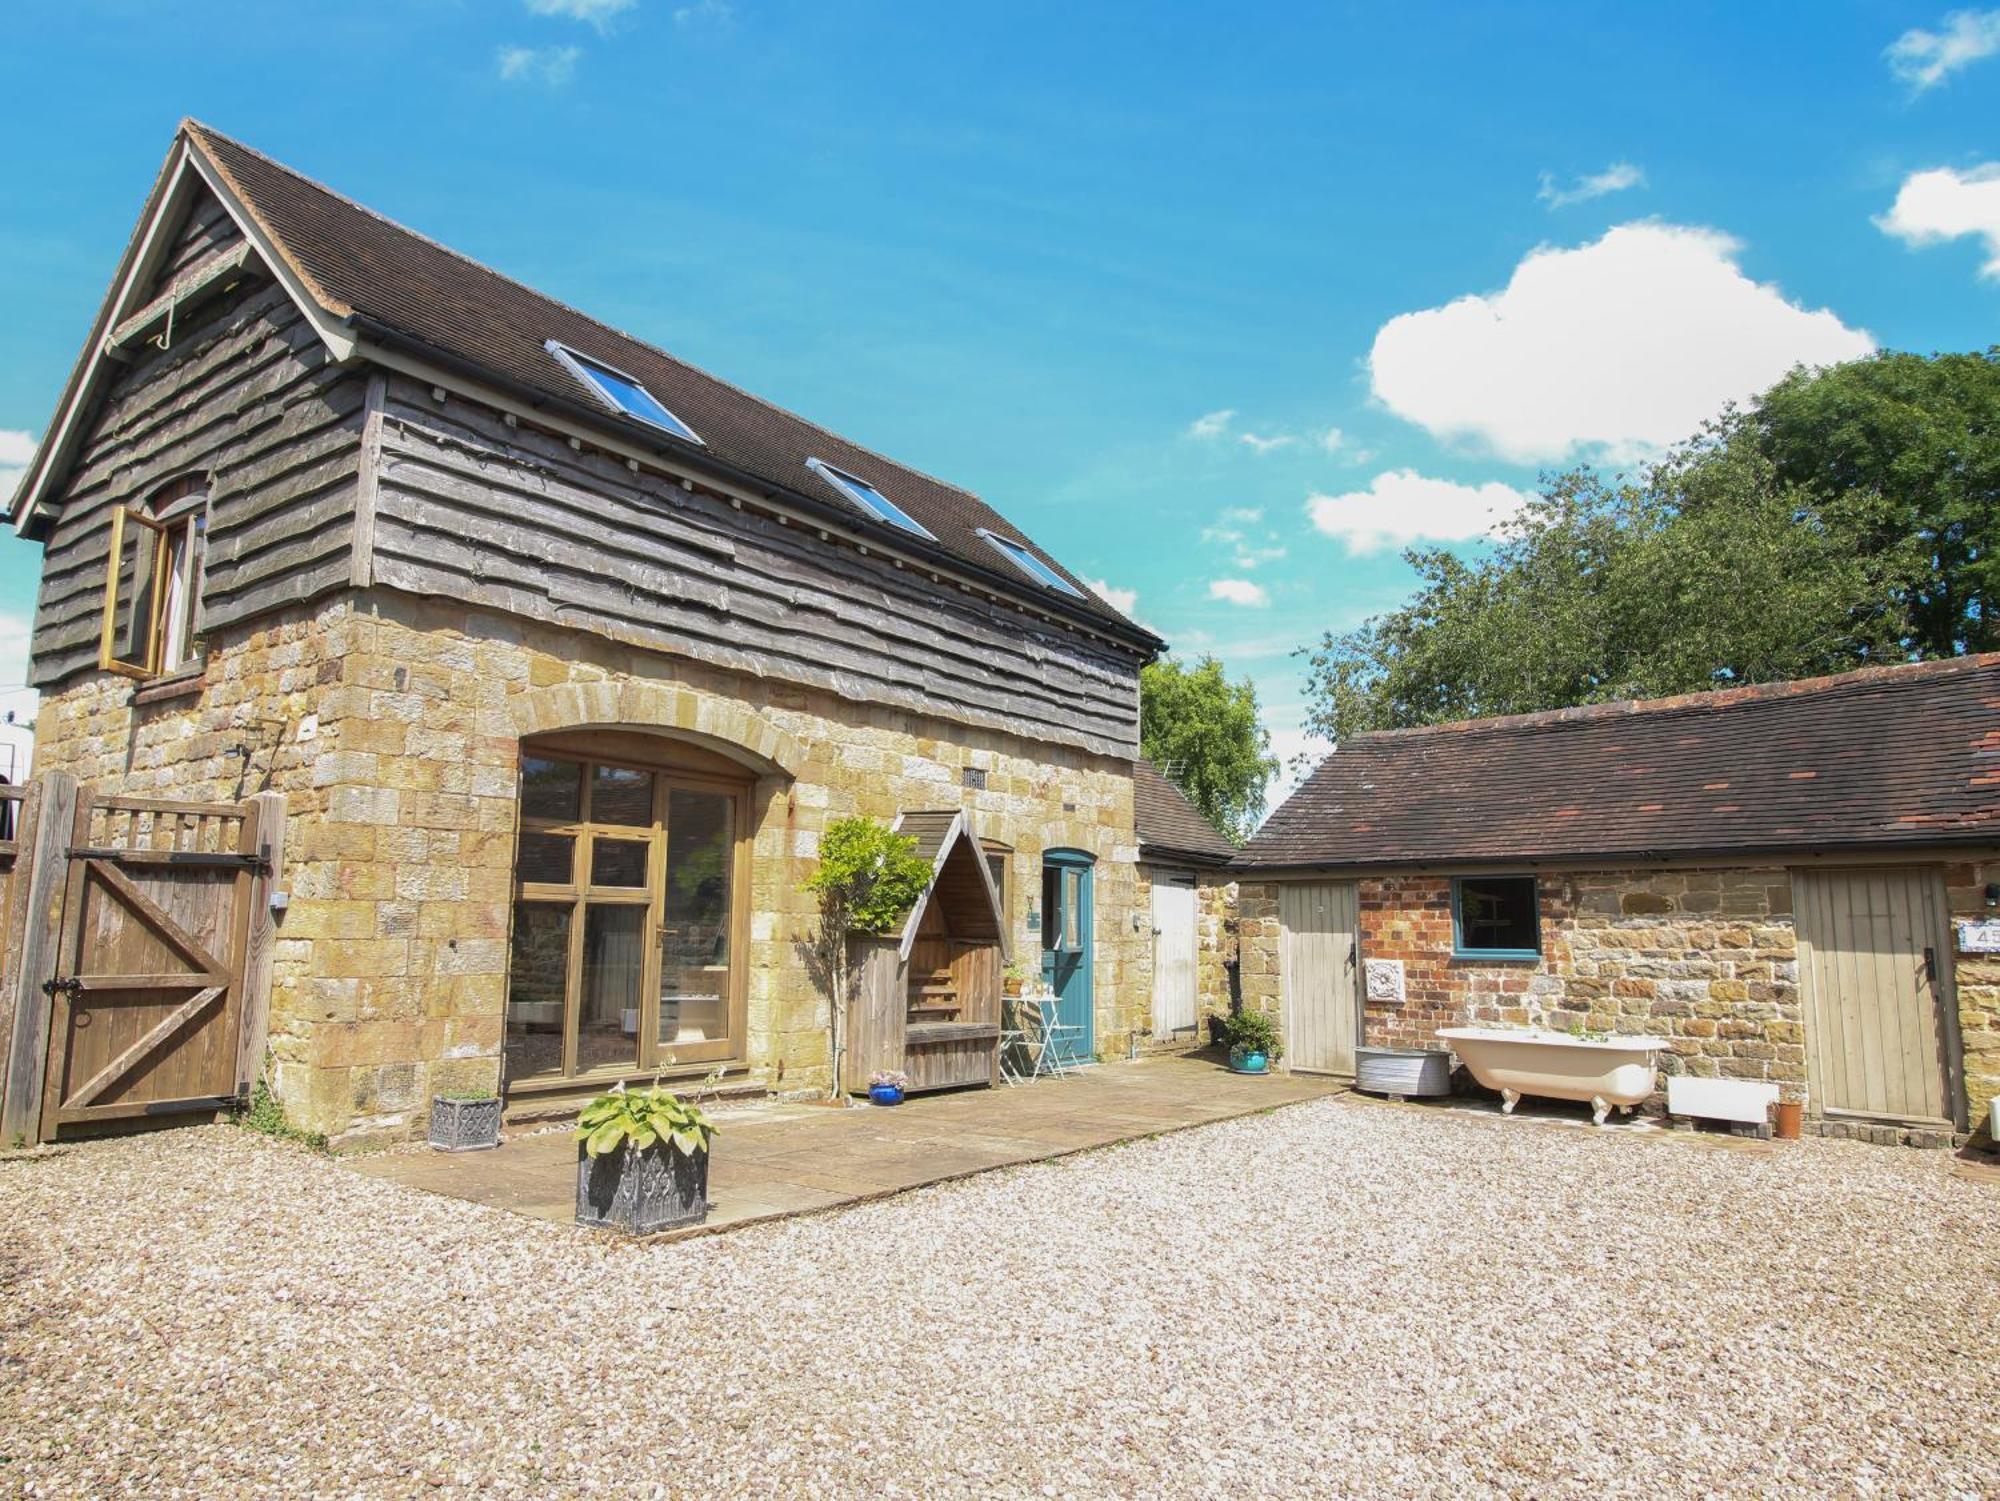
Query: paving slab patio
xmin=350 ymin=1052 xmax=1342 ymax=1236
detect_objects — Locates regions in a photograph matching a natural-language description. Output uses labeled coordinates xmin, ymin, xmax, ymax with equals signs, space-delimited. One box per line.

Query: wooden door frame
xmin=1794 ymin=864 xmax=1966 ymax=1132
xmin=1149 ymin=867 xmax=1199 ymax=1040
xmin=1278 ymin=879 xmax=1362 ymax=1078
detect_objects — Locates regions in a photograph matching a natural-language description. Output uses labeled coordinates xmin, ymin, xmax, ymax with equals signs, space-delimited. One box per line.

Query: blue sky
xmin=2 ymin=1 xmax=1996 ymax=801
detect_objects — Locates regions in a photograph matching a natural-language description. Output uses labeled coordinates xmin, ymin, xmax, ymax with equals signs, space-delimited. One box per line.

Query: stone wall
xmin=32 ymin=587 xmax=1147 ymax=1141
xmin=1946 ymin=859 xmax=2000 ymax=1137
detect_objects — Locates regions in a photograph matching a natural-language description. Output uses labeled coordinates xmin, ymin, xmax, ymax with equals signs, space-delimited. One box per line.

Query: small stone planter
xmin=428 ymin=1095 xmax=502 ymax=1152
xmin=576 ymin=1142 xmax=710 ymax=1235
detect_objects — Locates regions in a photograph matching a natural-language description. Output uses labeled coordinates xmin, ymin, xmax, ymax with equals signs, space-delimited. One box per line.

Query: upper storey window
xmin=99 ymin=475 xmax=208 ymax=678
xmin=978 ymin=529 xmax=1082 ymax=597
xmin=546 ymin=341 xmax=703 ymax=444
xmin=805 ymin=457 xmax=936 ymax=540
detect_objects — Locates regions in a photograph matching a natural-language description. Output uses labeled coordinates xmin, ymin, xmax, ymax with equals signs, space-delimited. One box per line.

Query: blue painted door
xmin=1040 ymin=851 xmax=1094 ymax=1066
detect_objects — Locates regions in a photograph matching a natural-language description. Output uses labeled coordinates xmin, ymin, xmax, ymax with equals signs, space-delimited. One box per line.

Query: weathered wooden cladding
xmin=367 ymin=378 xmax=1145 ymax=757
xmin=30 ymin=283 xmax=366 ymax=686
xmin=142 ymin=185 xmax=243 ymax=301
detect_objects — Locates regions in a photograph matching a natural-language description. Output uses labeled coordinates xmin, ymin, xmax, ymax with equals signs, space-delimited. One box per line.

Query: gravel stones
xmin=2 ymin=1098 xmax=1996 ymax=1496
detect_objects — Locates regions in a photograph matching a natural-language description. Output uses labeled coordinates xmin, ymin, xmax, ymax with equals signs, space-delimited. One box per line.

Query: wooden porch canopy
xmin=844 ymin=810 xmax=1011 ymax=1095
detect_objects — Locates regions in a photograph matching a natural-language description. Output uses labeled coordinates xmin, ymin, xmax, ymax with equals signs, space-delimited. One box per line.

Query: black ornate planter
xmin=575 ymin=1142 xmax=711 ymax=1234
xmin=429 ymin=1095 xmax=502 ymax=1152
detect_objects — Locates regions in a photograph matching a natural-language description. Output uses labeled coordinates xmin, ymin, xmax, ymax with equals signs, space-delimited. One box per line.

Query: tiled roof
xmin=1134 ymin=758 xmax=1237 ymax=864
xmin=1239 ymin=656 xmax=2000 ymax=869
xmin=181 ymin=122 xmax=1147 ymax=642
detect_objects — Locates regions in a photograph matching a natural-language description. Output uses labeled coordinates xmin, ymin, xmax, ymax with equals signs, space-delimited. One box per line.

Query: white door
xmin=1151 ymin=873 xmax=1198 ymax=1039
xmin=1280 ymin=881 xmax=1360 ymax=1075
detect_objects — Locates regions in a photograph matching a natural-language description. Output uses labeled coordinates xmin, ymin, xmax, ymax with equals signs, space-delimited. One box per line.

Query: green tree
xmin=1302 ymin=449 xmax=1901 ymax=742
xmin=1139 ymin=655 xmax=1279 ymax=841
xmin=1730 ymin=348 xmax=1999 ymax=656
xmin=801 ymin=818 xmax=934 ymax=1099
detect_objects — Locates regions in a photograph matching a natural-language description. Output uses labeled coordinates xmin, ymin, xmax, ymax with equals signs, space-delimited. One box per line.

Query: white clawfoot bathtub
xmin=1436 ymin=1028 xmax=1666 ymax=1126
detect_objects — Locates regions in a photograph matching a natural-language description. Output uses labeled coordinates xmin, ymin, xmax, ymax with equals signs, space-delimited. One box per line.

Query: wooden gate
xmin=1280 ymin=880 xmax=1361 ymax=1076
xmin=38 ymin=792 xmax=267 ymax=1137
xmin=1151 ymin=871 xmax=1198 ymax=1040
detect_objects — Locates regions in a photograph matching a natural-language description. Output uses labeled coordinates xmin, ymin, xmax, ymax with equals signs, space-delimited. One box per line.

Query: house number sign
xmin=1955 ymin=919 xmax=2000 ymax=954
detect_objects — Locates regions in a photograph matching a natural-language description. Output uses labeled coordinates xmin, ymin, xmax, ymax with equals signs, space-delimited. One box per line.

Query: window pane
xmin=660 ymin=789 xmax=733 ymax=1051
xmin=1063 ymin=869 xmax=1083 ymax=952
xmin=590 ymin=764 xmax=655 ymax=827
xmin=1459 ymin=877 xmax=1539 ymax=953
xmin=577 ymin=360 xmax=699 ymax=441
xmin=577 ymin=905 xmax=645 ymax=1074
xmin=505 ymin=903 xmax=572 ymax=1081
xmin=1041 ymin=863 xmax=1061 ymax=951
xmin=521 ymin=756 xmax=582 ymax=821
xmin=590 ymin=836 xmax=650 ymax=888
xmin=516 ymin=830 xmax=576 ymax=885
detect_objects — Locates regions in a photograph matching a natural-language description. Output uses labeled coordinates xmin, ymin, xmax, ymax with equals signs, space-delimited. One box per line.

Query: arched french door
xmin=1040 ymin=849 xmax=1095 ymax=1068
xmin=503 ymin=730 xmax=752 ymax=1094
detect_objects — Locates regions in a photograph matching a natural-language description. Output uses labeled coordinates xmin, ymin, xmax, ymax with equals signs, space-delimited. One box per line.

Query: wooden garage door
xmin=1279 ymin=881 xmax=1359 ymax=1076
xmin=1794 ymin=866 xmax=1961 ymax=1128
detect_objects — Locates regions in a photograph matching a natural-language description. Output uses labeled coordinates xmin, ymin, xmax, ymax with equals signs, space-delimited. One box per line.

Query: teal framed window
xmin=1452 ymin=875 xmax=1540 ymax=960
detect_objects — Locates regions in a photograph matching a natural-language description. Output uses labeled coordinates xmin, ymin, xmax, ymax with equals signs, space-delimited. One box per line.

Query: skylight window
xmin=805 ymin=457 xmax=936 ymax=540
xmin=978 ymin=529 xmax=1083 ymax=597
xmin=545 ymin=341 xmax=702 ymax=444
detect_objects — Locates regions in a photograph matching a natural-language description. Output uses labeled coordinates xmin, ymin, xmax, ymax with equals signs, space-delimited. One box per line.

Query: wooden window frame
xmin=98 ymin=479 xmax=208 ymax=680
xmin=1451 ymin=874 xmax=1541 ymax=961
xmin=506 ymin=743 xmax=752 ymax=1091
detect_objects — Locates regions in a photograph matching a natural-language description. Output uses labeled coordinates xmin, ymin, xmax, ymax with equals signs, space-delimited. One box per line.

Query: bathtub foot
xmin=1591 ymin=1094 xmax=1611 ymax=1127
xmin=1500 ymin=1088 xmax=1520 ymax=1115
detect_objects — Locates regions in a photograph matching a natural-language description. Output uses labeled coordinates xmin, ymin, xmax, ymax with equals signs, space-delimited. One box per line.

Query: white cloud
xmin=1082 ymin=577 xmax=1139 ymax=616
xmin=1305 ymin=469 xmax=1533 ymax=555
xmin=497 ymin=44 xmax=582 ymax=84
xmin=1368 ymin=222 xmax=1873 ymax=464
xmin=1318 ymin=426 xmax=1346 ymax=453
xmin=1887 ymin=9 xmax=2000 ymax=92
xmin=525 ymin=0 xmax=634 ymax=26
xmin=1878 ymin=164 xmax=2000 ymax=277
xmin=1238 ymin=431 xmax=1295 ymax=454
xmin=1208 ymin=578 xmax=1270 ymax=608
xmin=1537 ymin=161 xmax=1646 ymax=209
xmin=1186 ymin=409 xmax=1235 ymax=440
xmin=1232 ymin=543 xmax=1288 ymax=569
xmin=1200 ymin=505 xmax=1262 ymax=545
xmin=0 ymin=430 xmax=34 ymax=512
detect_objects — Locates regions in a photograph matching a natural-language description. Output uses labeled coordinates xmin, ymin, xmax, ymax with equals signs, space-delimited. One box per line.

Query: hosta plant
xmin=575 ymin=1082 xmax=719 ymax=1160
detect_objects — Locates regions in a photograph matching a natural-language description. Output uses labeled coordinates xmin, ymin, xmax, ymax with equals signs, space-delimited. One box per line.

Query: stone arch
xmin=509 ymin=679 xmax=805 ymax=778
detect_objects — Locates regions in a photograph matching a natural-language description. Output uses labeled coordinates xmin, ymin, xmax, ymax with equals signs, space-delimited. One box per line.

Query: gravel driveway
xmin=3 ymin=1096 xmax=1996 ymax=1497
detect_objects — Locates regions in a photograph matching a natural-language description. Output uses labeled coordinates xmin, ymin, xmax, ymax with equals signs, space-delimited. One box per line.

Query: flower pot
xmin=575 ymin=1141 xmax=710 ymax=1234
xmin=1229 ymin=1048 xmax=1270 ymax=1075
xmin=429 ymin=1095 xmax=501 ymax=1152
xmin=1773 ymin=1101 xmax=1804 ymax=1141
xmin=868 ymin=1083 xmax=905 ymax=1106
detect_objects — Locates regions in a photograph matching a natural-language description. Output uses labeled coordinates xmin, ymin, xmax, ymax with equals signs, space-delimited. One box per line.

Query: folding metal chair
xmin=1032 ymin=993 xmax=1084 ymax=1078
xmin=998 ymin=996 xmax=1033 ymax=1086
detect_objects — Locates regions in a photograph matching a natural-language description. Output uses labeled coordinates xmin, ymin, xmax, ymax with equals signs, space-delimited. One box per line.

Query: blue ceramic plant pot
xmin=868 ymin=1083 xmax=905 ymax=1106
xmin=1230 ymin=1049 xmax=1269 ymax=1075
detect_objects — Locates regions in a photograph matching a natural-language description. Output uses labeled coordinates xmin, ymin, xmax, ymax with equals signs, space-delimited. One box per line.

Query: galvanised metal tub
xmin=1436 ymin=1027 xmax=1666 ymax=1126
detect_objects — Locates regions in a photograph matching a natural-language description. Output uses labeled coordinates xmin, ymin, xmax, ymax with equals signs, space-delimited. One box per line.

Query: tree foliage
xmin=1304 ymin=348 xmax=1996 ymax=742
xmin=1139 ymin=655 xmax=1279 ymax=842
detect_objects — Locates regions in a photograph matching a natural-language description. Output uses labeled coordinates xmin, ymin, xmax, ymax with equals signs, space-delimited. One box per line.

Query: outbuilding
xmin=1234 ymin=656 xmax=2000 ymax=1145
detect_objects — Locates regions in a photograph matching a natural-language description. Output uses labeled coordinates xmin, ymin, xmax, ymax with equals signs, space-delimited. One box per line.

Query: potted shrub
xmin=868 ymin=1070 xmax=910 ymax=1106
xmin=1220 ymin=1008 xmax=1283 ymax=1075
xmin=574 ymin=1082 xmax=720 ymax=1234
xmin=429 ymin=1090 xmax=502 ymax=1152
